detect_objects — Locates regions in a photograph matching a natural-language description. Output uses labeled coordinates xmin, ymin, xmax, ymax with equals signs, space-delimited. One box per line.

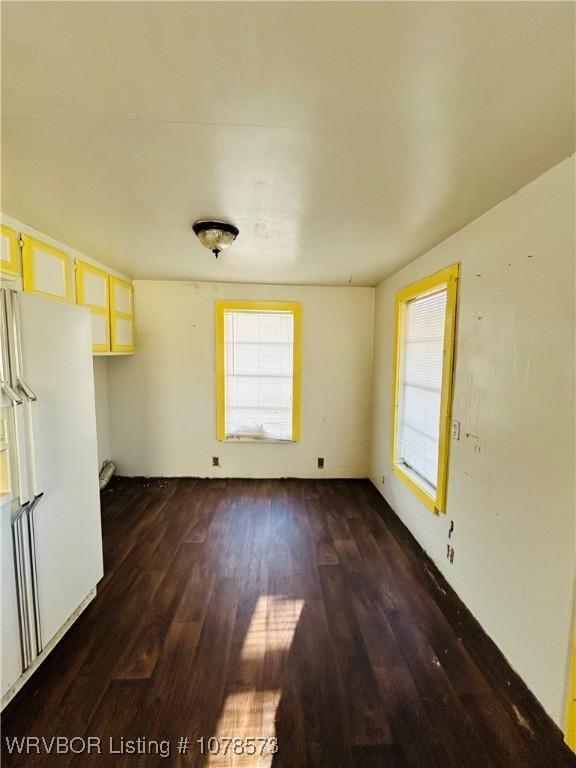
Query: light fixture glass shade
xmin=197 ymin=228 xmax=236 ymax=252
xmin=192 ymin=220 xmax=239 ymax=258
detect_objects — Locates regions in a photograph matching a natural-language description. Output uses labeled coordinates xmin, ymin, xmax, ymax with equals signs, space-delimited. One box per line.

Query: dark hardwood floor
xmin=2 ymin=478 xmax=573 ymax=767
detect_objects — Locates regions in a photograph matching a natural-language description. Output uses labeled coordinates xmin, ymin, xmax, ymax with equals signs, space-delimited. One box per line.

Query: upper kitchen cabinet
xmin=109 ymin=276 xmax=135 ymax=353
xmin=75 ymin=260 xmax=110 ymax=353
xmin=0 ymin=225 xmax=20 ymax=277
xmin=21 ymin=234 xmax=72 ymax=302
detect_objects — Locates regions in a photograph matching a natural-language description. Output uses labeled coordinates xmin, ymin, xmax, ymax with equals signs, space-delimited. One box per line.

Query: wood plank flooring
xmin=2 ymin=478 xmax=573 ymax=767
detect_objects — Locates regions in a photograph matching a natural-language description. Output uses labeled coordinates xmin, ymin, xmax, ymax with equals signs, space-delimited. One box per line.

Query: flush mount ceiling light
xmin=192 ymin=220 xmax=239 ymax=258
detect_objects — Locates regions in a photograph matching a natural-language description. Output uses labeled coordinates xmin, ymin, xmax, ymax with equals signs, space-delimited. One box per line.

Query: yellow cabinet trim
xmin=109 ymin=275 xmax=133 ymax=318
xmin=21 ymin=234 xmax=72 ymax=302
xmin=0 ymin=225 xmax=20 ymax=277
xmin=75 ymin=259 xmax=111 ymax=353
xmin=109 ymin=275 xmax=135 ymax=353
xmin=75 ymin=259 xmax=109 ymax=311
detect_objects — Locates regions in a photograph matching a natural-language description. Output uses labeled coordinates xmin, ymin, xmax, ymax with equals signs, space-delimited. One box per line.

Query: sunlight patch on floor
xmin=240 ymin=595 xmax=305 ymax=660
xmin=207 ymin=595 xmax=305 ymax=766
xmin=206 ymin=690 xmax=282 ymax=767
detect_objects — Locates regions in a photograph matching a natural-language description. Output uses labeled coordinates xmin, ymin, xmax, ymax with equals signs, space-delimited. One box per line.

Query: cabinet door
xmin=110 ymin=276 xmax=134 ymax=352
xmin=75 ymin=260 xmax=110 ymax=352
xmin=22 ymin=235 xmax=71 ymax=302
xmin=0 ymin=225 xmax=20 ymax=277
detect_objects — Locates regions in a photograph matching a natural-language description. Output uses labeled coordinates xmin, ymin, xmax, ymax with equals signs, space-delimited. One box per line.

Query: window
xmin=391 ymin=264 xmax=459 ymax=514
xmin=215 ymin=301 xmax=302 ymax=441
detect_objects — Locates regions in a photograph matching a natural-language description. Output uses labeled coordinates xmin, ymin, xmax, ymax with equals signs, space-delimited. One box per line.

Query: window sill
xmin=392 ymin=462 xmax=439 ymax=514
xmin=222 ymin=436 xmax=297 ymax=444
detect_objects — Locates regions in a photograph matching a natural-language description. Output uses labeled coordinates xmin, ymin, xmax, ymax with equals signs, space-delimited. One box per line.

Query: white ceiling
xmin=1 ymin=2 xmax=574 ymax=286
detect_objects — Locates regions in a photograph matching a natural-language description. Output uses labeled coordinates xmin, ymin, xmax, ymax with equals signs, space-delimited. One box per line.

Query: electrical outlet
xmin=317 ymin=457 xmax=324 ymax=469
xmin=212 ymin=456 xmax=220 ymax=467
xmin=451 ymin=419 xmax=461 ymax=440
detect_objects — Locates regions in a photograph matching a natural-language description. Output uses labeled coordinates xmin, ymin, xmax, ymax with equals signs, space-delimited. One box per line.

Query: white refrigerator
xmin=0 ymin=287 xmax=104 ymax=707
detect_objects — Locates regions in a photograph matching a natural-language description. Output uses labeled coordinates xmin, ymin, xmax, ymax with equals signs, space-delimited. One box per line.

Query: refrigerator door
xmin=17 ymin=292 xmax=103 ymax=648
xmin=0 ymin=291 xmax=32 ymax=696
xmin=0 ymin=403 xmax=28 ymax=698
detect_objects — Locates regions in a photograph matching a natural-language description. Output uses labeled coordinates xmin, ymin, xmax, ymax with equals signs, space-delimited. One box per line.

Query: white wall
xmin=108 ymin=281 xmax=374 ymax=478
xmin=92 ymin=357 xmax=110 ymax=468
xmin=371 ymin=157 xmax=575 ymax=726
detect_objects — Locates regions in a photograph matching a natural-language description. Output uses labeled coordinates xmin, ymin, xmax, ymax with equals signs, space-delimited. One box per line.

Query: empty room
xmin=0 ymin=1 xmax=575 ymax=766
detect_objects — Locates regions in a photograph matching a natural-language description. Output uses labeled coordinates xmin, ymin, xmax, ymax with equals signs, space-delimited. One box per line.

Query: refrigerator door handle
xmin=25 ymin=492 xmax=44 ymax=654
xmin=0 ymin=291 xmax=22 ymax=406
xmin=1 ymin=381 xmax=22 ymax=406
xmin=8 ymin=290 xmax=38 ymax=403
xmin=1 ymin=291 xmax=29 ymax=505
xmin=11 ymin=502 xmax=32 ymax=671
xmin=6 ymin=289 xmax=39 ymax=505
xmin=17 ymin=379 xmax=38 ymax=403
xmin=4 ymin=385 xmax=30 ymax=507
xmin=3 ymin=287 xmax=39 ymax=670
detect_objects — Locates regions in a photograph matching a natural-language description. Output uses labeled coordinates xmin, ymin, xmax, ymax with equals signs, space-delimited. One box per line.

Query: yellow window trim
xmin=215 ymin=300 xmax=302 ymax=442
xmin=109 ymin=275 xmax=135 ymax=353
xmin=390 ymin=263 xmax=459 ymax=515
xmin=0 ymin=224 xmax=20 ymax=277
xmin=21 ymin=234 xmax=72 ymax=302
xmin=75 ymin=259 xmax=111 ymax=353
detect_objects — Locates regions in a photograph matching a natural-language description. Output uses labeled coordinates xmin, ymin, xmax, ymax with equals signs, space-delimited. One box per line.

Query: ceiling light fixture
xmin=192 ymin=220 xmax=239 ymax=258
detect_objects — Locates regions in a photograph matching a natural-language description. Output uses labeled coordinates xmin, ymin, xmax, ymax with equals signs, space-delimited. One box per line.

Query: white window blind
xmin=398 ymin=287 xmax=447 ymax=490
xmin=224 ymin=310 xmax=294 ymax=440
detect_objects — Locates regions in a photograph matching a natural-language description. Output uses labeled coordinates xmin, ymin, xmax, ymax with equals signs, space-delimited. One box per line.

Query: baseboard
xmin=111 ymin=473 xmax=370 ymax=481
xmin=366 ymin=478 xmax=574 ymax=762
